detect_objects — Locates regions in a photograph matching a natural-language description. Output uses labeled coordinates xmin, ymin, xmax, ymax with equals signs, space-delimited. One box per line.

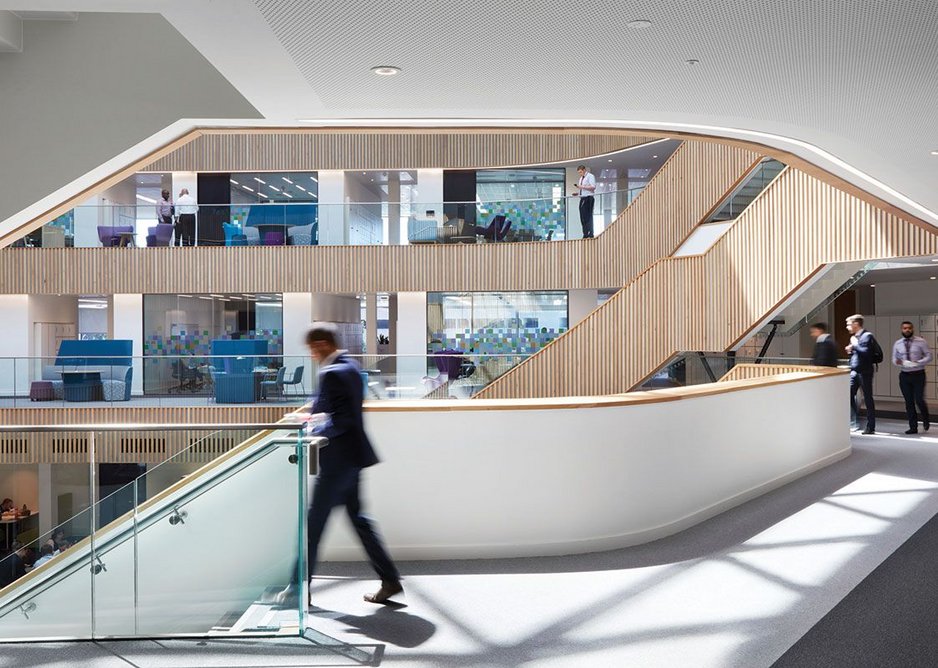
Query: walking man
xmin=846 ymin=314 xmax=879 ymax=434
xmin=893 ymin=320 xmax=932 ymax=434
xmin=302 ymin=323 xmax=402 ymax=604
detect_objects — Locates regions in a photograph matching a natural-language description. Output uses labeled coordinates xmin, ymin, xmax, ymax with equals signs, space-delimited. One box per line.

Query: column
xmin=0 ymin=295 xmax=29 ymax=397
xmin=317 ymin=170 xmax=346 ymax=245
xmin=365 ymin=293 xmax=378 ymax=354
xmin=568 ymin=289 xmax=599 ymax=326
xmin=38 ymin=464 xmax=53 ymax=535
xmin=395 ymin=292 xmax=427 ymax=398
xmin=387 ymin=172 xmax=401 ymax=245
xmin=565 ymin=166 xmax=580 ymax=240
xmin=282 ymin=293 xmax=314 ymax=397
xmin=416 ymin=169 xmax=444 ymax=230
xmin=112 ymin=294 xmax=143 ymax=396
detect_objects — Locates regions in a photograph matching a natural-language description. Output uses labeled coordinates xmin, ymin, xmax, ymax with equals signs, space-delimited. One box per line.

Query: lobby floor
xmin=4 ymin=419 xmax=937 ymax=667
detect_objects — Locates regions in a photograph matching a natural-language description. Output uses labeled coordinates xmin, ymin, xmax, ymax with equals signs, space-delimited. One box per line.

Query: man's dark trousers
xmin=306 ymin=467 xmax=398 ymax=584
xmin=899 ymin=370 xmax=930 ymax=431
xmin=850 ymin=369 xmax=876 ymax=431
xmin=579 ymin=196 xmax=594 ymax=238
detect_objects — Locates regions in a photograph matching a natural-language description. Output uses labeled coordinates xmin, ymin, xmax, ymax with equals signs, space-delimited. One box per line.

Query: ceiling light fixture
xmin=870 ymin=284 xmax=875 ymax=288
xmin=608 ymin=159 xmax=613 ymax=162
xmin=371 ymin=65 xmax=401 ymax=76
xmin=932 ymin=277 xmax=937 ymax=280
xmin=309 ymin=176 xmax=318 ymax=183
xmin=135 ymin=194 xmax=156 ymax=204
xmin=242 ymin=185 xmax=254 ymax=192
xmin=652 ymin=155 xmax=658 ymax=158
xmin=685 ymin=59 xmax=700 ymax=66
xmin=281 ymin=177 xmax=293 ymax=184
xmin=627 ymin=19 xmax=652 ymax=29
xmin=297 ymin=185 xmax=307 ymax=192
xmin=931 ymin=150 xmax=938 ymax=156
xmin=230 ymin=179 xmax=239 ymax=185
xmin=254 ymin=177 xmax=266 ymax=185
xmin=284 ymin=193 xmax=293 ymax=198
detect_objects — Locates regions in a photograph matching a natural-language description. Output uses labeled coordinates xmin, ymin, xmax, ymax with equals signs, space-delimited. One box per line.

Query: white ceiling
xmin=1 ymin=0 xmax=936 ymax=221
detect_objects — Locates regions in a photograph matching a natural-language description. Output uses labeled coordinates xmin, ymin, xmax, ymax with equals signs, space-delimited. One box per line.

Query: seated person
xmin=0 ymin=498 xmax=13 ymax=514
xmin=32 ymin=543 xmax=55 ymax=569
xmin=0 ymin=541 xmax=27 ymax=587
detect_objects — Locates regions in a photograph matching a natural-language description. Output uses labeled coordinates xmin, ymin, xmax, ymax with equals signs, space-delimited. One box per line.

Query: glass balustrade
xmin=642 ymin=352 xmax=819 ymax=390
xmin=0 ymin=353 xmax=531 ymax=407
xmin=0 ymin=424 xmax=315 ymax=641
xmin=13 ymin=188 xmax=645 ymax=249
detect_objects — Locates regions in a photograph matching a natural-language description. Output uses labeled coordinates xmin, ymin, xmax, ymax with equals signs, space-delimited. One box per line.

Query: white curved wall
xmin=318 ymin=372 xmax=850 ymax=560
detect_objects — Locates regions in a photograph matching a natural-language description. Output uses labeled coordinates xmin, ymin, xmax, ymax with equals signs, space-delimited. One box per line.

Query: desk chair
xmin=281 ymin=366 xmax=305 ymax=397
xmin=260 ymin=367 xmax=287 ymax=400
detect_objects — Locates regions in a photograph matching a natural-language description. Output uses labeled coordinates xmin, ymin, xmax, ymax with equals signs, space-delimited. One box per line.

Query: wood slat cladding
xmin=478 ymin=167 xmax=938 ymax=399
xmin=0 ymin=141 xmax=759 ymax=295
xmin=0 ymin=406 xmax=289 ymax=464
xmin=145 ymin=129 xmax=659 ymax=172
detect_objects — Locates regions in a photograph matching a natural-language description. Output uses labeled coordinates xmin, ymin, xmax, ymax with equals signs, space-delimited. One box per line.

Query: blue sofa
xmin=211 ymin=339 xmax=268 ymax=403
xmin=45 ymin=340 xmax=134 ymax=401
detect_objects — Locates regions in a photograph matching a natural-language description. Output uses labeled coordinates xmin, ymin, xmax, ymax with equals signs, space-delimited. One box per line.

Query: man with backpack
xmin=845 ymin=314 xmax=882 ymax=434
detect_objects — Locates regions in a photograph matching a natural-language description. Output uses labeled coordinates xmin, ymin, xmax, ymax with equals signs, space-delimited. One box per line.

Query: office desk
xmin=1 ymin=513 xmax=36 ymax=548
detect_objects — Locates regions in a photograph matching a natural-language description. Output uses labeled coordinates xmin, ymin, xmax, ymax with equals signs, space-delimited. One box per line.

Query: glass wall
xmin=427 ymin=291 xmax=568 ymax=355
xmin=476 ymin=169 xmax=566 ymax=242
xmin=142 ymin=294 xmax=283 ymax=396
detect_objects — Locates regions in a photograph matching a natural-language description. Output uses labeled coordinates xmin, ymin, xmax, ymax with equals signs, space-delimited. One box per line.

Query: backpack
xmin=868 ymin=334 xmax=884 ymax=364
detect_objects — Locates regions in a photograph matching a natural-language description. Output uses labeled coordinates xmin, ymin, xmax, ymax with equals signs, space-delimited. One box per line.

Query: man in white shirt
xmin=175 ymin=188 xmax=198 ymax=246
xmin=574 ymin=165 xmax=596 ymax=239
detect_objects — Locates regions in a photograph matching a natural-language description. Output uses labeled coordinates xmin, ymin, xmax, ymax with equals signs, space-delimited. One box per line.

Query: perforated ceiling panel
xmin=251 ymin=0 xmax=938 ymax=214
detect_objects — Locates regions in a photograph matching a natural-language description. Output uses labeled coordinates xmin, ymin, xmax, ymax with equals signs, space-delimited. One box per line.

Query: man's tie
xmin=905 ymin=338 xmax=912 ymax=361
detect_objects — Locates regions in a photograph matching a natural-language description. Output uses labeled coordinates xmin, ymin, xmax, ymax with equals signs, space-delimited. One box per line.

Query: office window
xmin=428 ymin=291 xmax=568 ymax=355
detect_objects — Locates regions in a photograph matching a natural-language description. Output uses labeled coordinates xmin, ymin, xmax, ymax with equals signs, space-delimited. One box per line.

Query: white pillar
xmin=568 ymin=289 xmax=599 ymax=326
xmin=395 ymin=292 xmax=427 ymax=398
xmin=282 ymin=292 xmax=313 ymax=398
xmin=387 ymin=172 xmax=401 ymax=245
xmin=38 ymin=464 xmax=53 ymax=534
xmin=365 ymin=294 xmax=378 ymax=354
xmin=565 ymin=166 xmax=580 ymax=240
xmin=416 ymin=169 xmax=444 ymax=237
xmin=112 ymin=294 xmax=143 ymax=396
xmin=0 ymin=295 xmax=29 ymax=397
xmin=317 ymin=170 xmax=345 ymax=245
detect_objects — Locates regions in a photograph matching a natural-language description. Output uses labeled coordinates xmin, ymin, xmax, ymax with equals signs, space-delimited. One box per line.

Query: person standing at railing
xmin=156 ymin=189 xmax=174 ymax=227
xmin=175 ymin=188 xmax=198 ymax=246
xmin=809 ymin=323 xmax=839 ymax=367
xmin=573 ymin=164 xmax=596 ymax=239
xmin=892 ymin=320 xmax=932 ymax=435
xmin=301 ymin=322 xmax=403 ymax=605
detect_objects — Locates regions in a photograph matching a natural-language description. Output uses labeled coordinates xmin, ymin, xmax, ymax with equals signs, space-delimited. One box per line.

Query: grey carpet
xmin=773 ymin=508 xmax=938 ymax=668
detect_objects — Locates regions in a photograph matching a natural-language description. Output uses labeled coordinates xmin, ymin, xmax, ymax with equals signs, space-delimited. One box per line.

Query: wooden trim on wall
xmin=477 ymin=167 xmax=938 ymax=399
xmin=0 ymin=141 xmax=759 ymax=295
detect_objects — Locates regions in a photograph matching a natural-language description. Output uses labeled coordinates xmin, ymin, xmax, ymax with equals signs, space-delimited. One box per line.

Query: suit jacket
xmin=311 ymin=353 xmax=379 ymax=474
xmin=849 ymin=330 xmax=875 ymax=373
xmin=811 ymin=336 xmax=839 ymax=367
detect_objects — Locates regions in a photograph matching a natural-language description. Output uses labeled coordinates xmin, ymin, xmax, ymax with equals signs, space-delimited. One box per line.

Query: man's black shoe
xmin=862 ymin=429 xmax=875 ymax=435
xmin=906 ymin=428 xmax=919 ymax=435
xmin=925 ymin=422 xmax=931 ymax=432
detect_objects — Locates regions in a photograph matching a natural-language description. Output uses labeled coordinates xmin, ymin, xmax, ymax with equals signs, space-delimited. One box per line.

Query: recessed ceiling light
xmin=627 ymin=19 xmax=652 ymax=29
xmin=242 ymin=185 xmax=254 ymax=192
xmin=309 ymin=176 xmax=318 ymax=183
xmin=931 ymin=277 xmax=937 ymax=280
xmin=686 ymin=59 xmax=700 ymax=66
xmin=230 ymin=179 xmax=239 ymax=185
xmin=931 ymin=258 xmax=938 ymax=262
xmin=870 ymin=284 xmax=876 ymax=288
xmin=281 ymin=177 xmax=293 ymax=184
xmin=254 ymin=177 xmax=266 ymax=184
xmin=931 ymin=150 xmax=938 ymax=156
xmin=608 ymin=159 xmax=613 ymax=162
xmin=371 ymin=65 xmax=401 ymax=76
xmin=652 ymin=155 xmax=658 ymax=158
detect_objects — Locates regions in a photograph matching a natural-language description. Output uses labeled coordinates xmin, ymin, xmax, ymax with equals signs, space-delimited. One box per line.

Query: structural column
xmin=568 ymin=289 xmax=599 ymax=326
xmin=395 ymin=292 xmax=427 ymax=397
xmin=317 ymin=171 xmax=346 ymax=245
xmin=282 ymin=293 xmax=314 ymax=397
xmin=112 ymin=294 xmax=143 ymax=396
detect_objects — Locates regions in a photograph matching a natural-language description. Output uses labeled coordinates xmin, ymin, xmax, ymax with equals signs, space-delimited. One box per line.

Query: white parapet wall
xmin=318 ymin=370 xmax=851 ymax=560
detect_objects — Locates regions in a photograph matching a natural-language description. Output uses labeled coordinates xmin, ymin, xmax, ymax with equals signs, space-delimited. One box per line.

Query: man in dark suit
xmin=846 ymin=314 xmax=877 ymax=434
xmin=304 ymin=323 xmax=402 ymax=605
xmin=809 ymin=322 xmax=839 ymax=367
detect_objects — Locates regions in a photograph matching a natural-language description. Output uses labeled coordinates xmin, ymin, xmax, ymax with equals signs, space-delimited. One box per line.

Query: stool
xmin=29 ymin=381 xmax=55 ymax=401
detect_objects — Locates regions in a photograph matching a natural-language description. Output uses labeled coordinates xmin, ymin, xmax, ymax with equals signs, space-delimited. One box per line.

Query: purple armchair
xmin=97 ymin=225 xmax=135 ymax=247
xmin=146 ymin=223 xmax=174 ymax=247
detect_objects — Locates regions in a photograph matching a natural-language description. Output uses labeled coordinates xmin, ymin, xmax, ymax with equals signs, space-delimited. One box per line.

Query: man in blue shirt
xmin=892 ymin=320 xmax=933 ymax=434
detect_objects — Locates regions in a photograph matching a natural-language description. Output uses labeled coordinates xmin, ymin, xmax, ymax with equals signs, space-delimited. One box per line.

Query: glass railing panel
xmin=17 ymin=187 xmax=654 ymax=250
xmin=708 ymin=159 xmax=786 ymax=222
xmin=643 ymin=352 xmax=817 ymax=390
xmin=89 ymin=426 xmax=306 ymax=637
xmin=0 ymin=437 xmax=94 ymax=641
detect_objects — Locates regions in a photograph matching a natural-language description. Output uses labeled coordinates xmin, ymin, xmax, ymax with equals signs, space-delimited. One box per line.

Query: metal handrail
xmin=0 ymin=423 xmax=305 ymax=433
